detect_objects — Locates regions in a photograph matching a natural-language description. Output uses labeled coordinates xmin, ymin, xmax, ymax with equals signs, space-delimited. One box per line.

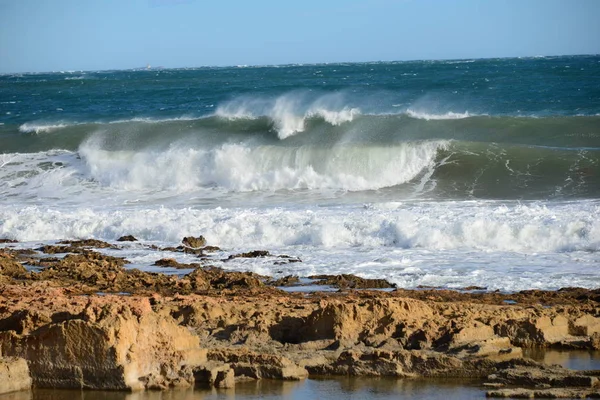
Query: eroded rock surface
xmin=0 ymin=357 xmax=31 ymax=394
xmin=3 ymin=240 xmax=600 ymax=393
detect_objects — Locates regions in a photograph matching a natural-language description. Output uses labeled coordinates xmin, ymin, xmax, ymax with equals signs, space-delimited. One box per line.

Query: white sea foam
xmin=1 ymin=200 xmax=598 ymax=291
xmin=77 ymin=139 xmax=443 ymax=192
xmin=19 ymin=122 xmax=69 ymax=134
xmin=405 ymin=109 xmax=475 ymax=120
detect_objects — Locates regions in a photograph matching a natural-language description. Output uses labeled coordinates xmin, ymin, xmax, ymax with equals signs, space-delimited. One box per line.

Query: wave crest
xmin=215 ymin=93 xmax=360 ymax=139
xmin=405 ymin=109 xmax=476 ymax=120
xmin=19 ymin=122 xmax=69 ymax=134
xmin=78 ymin=139 xmax=444 ymax=192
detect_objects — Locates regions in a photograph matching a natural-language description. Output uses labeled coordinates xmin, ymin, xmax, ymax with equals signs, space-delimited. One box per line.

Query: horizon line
xmin=1 ymin=52 xmax=598 ymax=75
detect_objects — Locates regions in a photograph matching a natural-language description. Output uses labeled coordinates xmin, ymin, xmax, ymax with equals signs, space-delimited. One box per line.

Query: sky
xmin=0 ymin=0 xmax=599 ymax=73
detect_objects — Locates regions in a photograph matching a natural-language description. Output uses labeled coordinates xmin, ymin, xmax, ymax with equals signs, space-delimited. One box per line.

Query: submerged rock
xmin=182 ymin=236 xmax=207 ymax=249
xmin=228 ymin=250 xmax=271 ymax=259
xmin=117 ymin=235 xmax=138 ymax=242
xmin=308 ymin=274 xmax=396 ymax=289
xmin=57 ymin=239 xmax=115 ymax=249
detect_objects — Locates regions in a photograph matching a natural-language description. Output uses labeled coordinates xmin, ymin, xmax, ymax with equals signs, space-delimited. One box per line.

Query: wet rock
xmin=194 ymin=362 xmax=235 ymax=388
xmin=274 ymin=255 xmax=302 ymax=265
xmin=37 ymin=245 xmax=87 ymax=254
xmin=202 ymin=267 xmax=264 ymax=290
xmin=269 ymin=275 xmax=301 ymax=287
xmin=116 ymin=235 xmax=137 ymax=242
xmin=487 ymin=364 xmax=599 ymax=388
xmin=57 ymin=239 xmax=115 ymax=249
xmin=0 ymin=251 xmax=27 ymax=278
xmin=486 ymin=388 xmax=600 ymax=398
xmin=154 ymin=258 xmax=197 ymax=269
xmin=161 ymin=244 xmax=221 ymax=256
xmin=228 ymin=250 xmax=270 ymax=260
xmin=0 ymin=357 xmax=31 ymax=394
xmin=0 ymin=239 xmax=17 ymax=244
xmin=308 ymin=349 xmax=468 ymax=377
xmin=308 ymin=274 xmax=396 ymax=289
xmin=182 ymin=236 xmax=207 ymax=249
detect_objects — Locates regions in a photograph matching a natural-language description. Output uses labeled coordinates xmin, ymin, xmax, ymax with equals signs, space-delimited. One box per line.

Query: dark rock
xmin=38 ymin=245 xmax=86 ymax=254
xmin=154 ymin=258 xmax=197 ymax=269
xmin=182 ymin=236 xmax=207 ymax=249
xmin=308 ymin=274 xmax=396 ymax=289
xmin=228 ymin=250 xmax=270 ymax=260
xmin=117 ymin=235 xmax=137 ymax=242
xmin=57 ymin=239 xmax=115 ymax=248
xmin=269 ymin=275 xmax=301 ymax=287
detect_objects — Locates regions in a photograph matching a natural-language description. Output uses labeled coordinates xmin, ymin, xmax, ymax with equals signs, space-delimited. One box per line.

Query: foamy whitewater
xmin=1 ymin=56 xmax=599 ymax=291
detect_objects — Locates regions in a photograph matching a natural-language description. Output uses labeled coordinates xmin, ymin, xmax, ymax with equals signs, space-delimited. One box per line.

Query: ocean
xmin=1 ymin=55 xmax=599 ymax=291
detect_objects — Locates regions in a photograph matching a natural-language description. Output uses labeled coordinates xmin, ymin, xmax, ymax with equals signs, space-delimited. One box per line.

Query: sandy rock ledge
xmin=3 ymin=242 xmax=600 ymax=394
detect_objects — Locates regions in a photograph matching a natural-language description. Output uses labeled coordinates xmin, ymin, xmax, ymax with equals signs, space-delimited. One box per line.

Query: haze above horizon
xmin=1 ymin=0 xmax=599 ymax=74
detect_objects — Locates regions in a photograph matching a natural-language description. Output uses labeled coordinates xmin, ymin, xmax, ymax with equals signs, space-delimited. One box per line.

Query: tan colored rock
xmin=207 ymin=349 xmax=308 ymax=381
xmin=194 ymin=362 xmax=235 ymax=388
xmin=486 ymin=388 xmax=600 ymax=398
xmin=0 ymin=299 xmax=204 ymax=390
xmin=451 ymin=336 xmax=523 ymax=360
xmin=0 ymin=357 xmax=32 ymax=394
xmin=487 ymin=364 xmax=599 ymax=388
xmin=572 ymin=315 xmax=600 ymax=336
xmin=450 ymin=322 xmax=496 ymax=346
xmin=536 ymin=315 xmax=570 ymax=343
xmin=0 ymin=251 xmax=26 ymax=278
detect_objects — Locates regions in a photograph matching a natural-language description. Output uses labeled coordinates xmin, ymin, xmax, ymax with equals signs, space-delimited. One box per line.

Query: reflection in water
xmin=3 ymin=378 xmax=484 ymax=400
xmin=5 ymin=352 xmax=600 ymax=400
xmin=524 ymin=349 xmax=600 ymax=371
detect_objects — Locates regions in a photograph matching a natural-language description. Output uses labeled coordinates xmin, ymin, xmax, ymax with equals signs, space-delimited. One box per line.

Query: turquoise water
xmin=1 ymin=56 xmax=599 ymax=291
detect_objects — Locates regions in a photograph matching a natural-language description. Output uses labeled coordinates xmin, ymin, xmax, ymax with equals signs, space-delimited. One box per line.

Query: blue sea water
xmin=1 ymin=55 xmax=599 ymax=291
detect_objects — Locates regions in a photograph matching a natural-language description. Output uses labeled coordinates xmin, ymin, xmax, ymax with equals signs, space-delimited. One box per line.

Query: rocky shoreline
xmin=2 ymin=237 xmax=600 ymax=398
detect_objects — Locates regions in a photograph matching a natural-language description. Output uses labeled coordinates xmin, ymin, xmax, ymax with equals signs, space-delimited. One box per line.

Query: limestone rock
xmin=194 ymin=363 xmax=235 ymax=388
xmin=0 ymin=357 xmax=32 ymax=394
xmin=0 ymin=300 xmax=205 ymax=390
xmin=207 ymin=349 xmax=308 ymax=381
xmin=487 ymin=364 xmax=599 ymax=388
xmin=0 ymin=251 xmax=26 ymax=278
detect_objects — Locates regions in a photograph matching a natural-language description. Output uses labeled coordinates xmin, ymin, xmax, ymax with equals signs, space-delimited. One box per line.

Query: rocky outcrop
xmin=182 ymin=236 xmax=207 ymax=249
xmin=0 ymin=357 xmax=31 ymax=394
xmin=117 ymin=235 xmax=137 ymax=242
xmin=0 ymin=251 xmax=26 ymax=283
xmin=4 ymin=240 xmax=600 ymax=393
xmin=308 ymin=274 xmax=396 ymax=289
xmin=0 ymin=296 xmax=204 ymax=390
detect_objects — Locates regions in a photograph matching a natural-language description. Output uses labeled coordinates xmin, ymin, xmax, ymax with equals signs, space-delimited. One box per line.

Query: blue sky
xmin=0 ymin=0 xmax=598 ymax=73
